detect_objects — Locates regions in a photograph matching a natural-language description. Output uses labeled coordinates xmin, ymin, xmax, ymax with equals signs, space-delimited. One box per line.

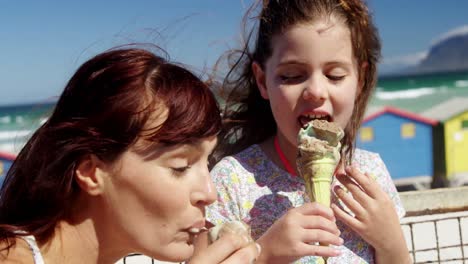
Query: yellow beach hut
xmin=421 ymin=97 xmax=468 ymax=187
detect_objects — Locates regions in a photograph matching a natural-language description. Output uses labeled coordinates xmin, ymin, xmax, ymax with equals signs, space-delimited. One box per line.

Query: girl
xmin=0 ymin=48 xmax=260 ymax=263
xmin=205 ymin=0 xmax=411 ymax=263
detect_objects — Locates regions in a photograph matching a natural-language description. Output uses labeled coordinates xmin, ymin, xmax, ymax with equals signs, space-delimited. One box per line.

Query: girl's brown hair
xmin=214 ymin=0 xmax=380 ymax=162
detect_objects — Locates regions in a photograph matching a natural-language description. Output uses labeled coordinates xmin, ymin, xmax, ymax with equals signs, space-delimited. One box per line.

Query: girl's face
xmin=253 ymin=17 xmax=360 ymax=148
xmin=100 ymin=136 xmax=218 ymax=262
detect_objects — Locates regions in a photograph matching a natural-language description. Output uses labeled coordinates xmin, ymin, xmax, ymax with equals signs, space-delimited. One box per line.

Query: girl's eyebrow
xmin=324 ymin=61 xmax=353 ymax=69
xmin=276 ymin=60 xmax=308 ymax=68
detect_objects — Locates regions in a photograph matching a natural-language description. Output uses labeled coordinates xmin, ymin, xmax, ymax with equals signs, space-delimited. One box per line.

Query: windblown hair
xmin=0 ymin=47 xmax=221 ymax=247
xmin=214 ymin=0 xmax=380 ymax=162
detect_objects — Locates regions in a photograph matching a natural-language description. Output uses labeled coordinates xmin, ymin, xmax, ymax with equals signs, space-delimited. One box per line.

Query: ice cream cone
xmin=300 ymin=158 xmax=336 ymax=205
xmin=296 ymin=120 xmax=344 ymax=264
xmin=208 ymin=221 xmax=253 ymax=244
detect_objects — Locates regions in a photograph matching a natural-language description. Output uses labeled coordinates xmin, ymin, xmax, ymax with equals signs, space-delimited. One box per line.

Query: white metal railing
xmin=400 ymin=186 xmax=468 ymax=263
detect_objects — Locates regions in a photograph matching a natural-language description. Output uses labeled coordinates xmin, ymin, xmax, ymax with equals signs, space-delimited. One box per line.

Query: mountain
xmin=410 ymin=31 xmax=468 ymax=74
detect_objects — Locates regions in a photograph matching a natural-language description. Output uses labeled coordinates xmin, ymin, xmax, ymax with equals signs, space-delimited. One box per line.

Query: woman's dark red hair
xmin=0 ymin=47 xmax=221 ymax=246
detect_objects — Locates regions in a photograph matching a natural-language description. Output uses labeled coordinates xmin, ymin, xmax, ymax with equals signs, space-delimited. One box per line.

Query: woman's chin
xmin=150 ymin=243 xmax=194 ymax=262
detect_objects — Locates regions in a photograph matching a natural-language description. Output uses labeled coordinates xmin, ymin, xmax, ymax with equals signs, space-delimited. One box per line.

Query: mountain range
xmin=410 ymin=32 xmax=468 ymax=74
xmin=381 ymin=29 xmax=468 ymax=76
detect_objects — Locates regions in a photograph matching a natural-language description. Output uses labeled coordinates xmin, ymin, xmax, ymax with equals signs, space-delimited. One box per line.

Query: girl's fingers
xmin=296 ymin=242 xmax=342 ymax=258
xmin=331 ymin=203 xmax=363 ymax=231
xmin=344 ymin=166 xmax=380 ymax=199
xmin=300 ymin=228 xmax=344 ymax=246
xmin=298 ymin=202 xmax=336 ymax=222
xmin=335 ymin=174 xmax=371 ymax=208
xmin=333 ymin=185 xmax=367 ymax=220
xmin=299 ymin=215 xmax=341 ymax=236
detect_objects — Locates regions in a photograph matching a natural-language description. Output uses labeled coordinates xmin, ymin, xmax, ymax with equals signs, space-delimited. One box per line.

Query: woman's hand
xmin=189 ymin=230 xmax=260 ymax=264
xmin=255 ymin=202 xmax=343 ymax=263
xmin=332 ymin=166 xmax=411 ymax=264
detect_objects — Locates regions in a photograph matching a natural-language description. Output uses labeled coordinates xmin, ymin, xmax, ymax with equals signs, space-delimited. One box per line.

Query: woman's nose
xmin=191 ymin=169 xmax=217 ymax=206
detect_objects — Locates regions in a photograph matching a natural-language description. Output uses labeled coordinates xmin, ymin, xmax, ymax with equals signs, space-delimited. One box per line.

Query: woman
xmin=0 ymin=48 xmax=259 ymax=263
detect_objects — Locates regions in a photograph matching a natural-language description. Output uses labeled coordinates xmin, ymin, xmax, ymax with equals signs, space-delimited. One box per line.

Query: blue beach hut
xmin=356 ymin=106 xmax=438 ymax=188
xmin=0 ymin=152 xmax=15 ymax=187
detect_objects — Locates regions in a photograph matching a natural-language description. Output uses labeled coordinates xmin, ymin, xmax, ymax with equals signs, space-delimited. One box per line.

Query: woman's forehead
xmin=131 ymin=135 xmax=218 ymax=160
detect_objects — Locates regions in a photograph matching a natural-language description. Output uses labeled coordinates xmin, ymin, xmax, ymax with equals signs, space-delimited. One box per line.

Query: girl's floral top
xmin=206 ymin=145 xmax=405 ymax=264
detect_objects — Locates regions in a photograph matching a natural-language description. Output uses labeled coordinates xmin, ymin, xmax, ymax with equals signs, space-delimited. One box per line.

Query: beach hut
xmin=356 ymin=106 xmax=438 ymax=188
xmin=421 ymin=97 xmax=468 ymax=186
xmin=0 ymin=152 xmax=16 ymax=187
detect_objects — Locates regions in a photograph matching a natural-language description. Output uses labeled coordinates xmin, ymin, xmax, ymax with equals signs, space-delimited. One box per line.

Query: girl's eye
xmin=327 ymin=75 xmax=345 ymax=81
xmin=280 ymin=75 xmax=300 ymax=80
xmin=279 ymin=75 xmax=303 ymax=84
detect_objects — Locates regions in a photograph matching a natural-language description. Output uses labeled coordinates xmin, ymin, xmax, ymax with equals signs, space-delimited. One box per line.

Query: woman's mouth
xmin=187 ymin=227 xmax=208 ymax=235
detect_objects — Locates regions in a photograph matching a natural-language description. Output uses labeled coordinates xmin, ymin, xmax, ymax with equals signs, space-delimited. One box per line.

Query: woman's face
xmin=101 ymin=135 xmax=218 ymax=262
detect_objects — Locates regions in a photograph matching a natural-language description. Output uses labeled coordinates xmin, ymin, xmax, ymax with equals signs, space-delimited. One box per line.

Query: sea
xmin=0 ymin=103 xmax=54 ymax=155
xmin=0 ymin=70 xmax=467 ymax=155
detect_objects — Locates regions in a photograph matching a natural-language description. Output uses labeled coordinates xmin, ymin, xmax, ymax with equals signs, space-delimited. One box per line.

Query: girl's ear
xmin=75 ymin=155 xmax=107 ymax=196
xmin=252 ymin=61 xmax=269 ymax=100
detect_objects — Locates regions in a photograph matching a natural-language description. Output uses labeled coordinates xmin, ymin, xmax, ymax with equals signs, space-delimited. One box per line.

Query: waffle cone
xmin=299 ymin=158 xmax=336 ymax=263
xmin=298 ymin=158 xmax=336 ymax=206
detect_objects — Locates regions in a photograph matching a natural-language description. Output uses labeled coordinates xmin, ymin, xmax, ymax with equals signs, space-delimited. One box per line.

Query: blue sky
xmin=0 ymin=0 xmax=467 ymax=106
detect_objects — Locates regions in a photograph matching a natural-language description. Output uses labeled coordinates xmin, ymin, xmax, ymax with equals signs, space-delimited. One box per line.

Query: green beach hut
xmin=421 ymin=97 xmax=468 ymax=187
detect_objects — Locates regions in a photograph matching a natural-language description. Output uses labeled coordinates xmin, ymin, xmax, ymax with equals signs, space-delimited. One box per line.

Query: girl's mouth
xmin=298 ymin=114 xmax=331 ymax=128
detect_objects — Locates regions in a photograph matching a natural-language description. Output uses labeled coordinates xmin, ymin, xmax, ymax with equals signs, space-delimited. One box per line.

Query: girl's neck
xmin=260 ymin=134 xmax=298 ymax=176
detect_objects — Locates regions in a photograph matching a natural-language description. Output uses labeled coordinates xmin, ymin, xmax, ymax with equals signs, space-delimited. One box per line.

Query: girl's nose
xmin=302 ymin=77 xmax=328 ymax=101
xmin=191 ymin=168 xmax=217 ymax=207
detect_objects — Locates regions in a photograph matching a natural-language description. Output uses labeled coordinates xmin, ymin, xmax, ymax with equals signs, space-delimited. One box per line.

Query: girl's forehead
xmin=297 ymin=14 xmax=348 ymax=33
xmin=271 ymin=22 xmax=351 ymax=55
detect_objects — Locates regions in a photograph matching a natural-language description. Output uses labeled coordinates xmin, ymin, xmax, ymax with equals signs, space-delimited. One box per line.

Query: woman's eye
xmin=171 ymin=166 xmax=191 ymax=175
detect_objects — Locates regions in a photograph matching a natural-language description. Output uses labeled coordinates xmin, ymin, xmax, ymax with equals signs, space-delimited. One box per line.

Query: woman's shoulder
xmin=0 ymin=238 xmax=35 ymax=264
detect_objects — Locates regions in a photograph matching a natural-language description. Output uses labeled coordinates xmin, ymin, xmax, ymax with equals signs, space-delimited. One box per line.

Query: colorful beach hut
xmin=356 ymin=106 xmax=438 ymax=187
xmin=421 ymin=97 xmax=468 ymax=186
xmin=0 ymin=151 xmax=16 ymax=187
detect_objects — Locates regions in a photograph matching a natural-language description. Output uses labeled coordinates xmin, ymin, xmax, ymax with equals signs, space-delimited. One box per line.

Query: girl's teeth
xmin=306 ymin=114 xmax=326 ymax=119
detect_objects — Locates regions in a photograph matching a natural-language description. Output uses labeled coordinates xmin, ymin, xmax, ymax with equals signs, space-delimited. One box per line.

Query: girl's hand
xmin=189 ymin=230 xmax=260 ymax=264
xmin=332 ymin=166 xmax=411 ymax=264
xmin=255 ymin=202 xmax=343 ymax=263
